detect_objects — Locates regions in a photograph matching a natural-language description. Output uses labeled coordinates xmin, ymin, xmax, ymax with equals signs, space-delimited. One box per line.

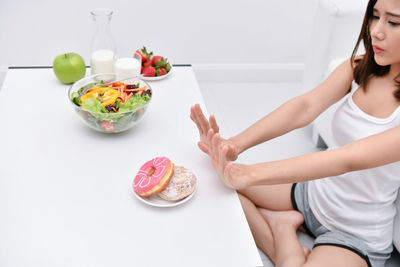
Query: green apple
xmin=53 ymin=52 xmax=86 ymax=84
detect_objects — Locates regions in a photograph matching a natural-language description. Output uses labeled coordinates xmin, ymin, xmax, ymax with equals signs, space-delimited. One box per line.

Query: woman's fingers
xmin=219 ymin=144 xmax=237 ymax=188
xmin=191 ymin=107 xmax=242 ymax=190
xmin=208 ymin=131 xmax=240 ymax=189
xmin=209 ymin=115 xmax=219 ymax=134
xmin=191 ymin=105 xmax=221 ymax=145
xmin=211 ymin=131 xmax=219 ymax=154
xmin=219 ymin=144 xmax=229 ymax=170
xmin=194 ymin=104 xmax=210 ymax=136
xmin=227 ymin=144 xmax=237 ymax=161
xmin=197 ymin=141 xmax=210 ymax=154
xmin=190 ymin=106 xmax=204 ymax=135
xmin=213 ymin=133 xmax=227 ymax=174
xmin=190 ymin=105 xmax=203 ymax=135
xmin=207 ymin=128 xmax=214 ymax=143
xmin=211 ymin=132 xmax=220 ymax=160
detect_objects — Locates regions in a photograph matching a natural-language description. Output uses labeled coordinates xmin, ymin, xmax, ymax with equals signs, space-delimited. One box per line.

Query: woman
xmin=190 ymin=0 xmax=400 ymax=266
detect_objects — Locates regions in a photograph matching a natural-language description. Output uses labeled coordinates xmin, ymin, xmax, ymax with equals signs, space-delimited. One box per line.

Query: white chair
xmin=303 ymin=0 xmax=400 ymax=253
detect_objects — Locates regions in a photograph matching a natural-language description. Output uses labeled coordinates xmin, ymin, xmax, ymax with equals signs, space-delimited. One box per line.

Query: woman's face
xmin=370 ymin=0 xmax=400 ymax=67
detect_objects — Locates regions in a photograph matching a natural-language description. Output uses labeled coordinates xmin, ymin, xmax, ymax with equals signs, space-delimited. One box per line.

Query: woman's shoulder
xmin=327 ymin=57 xmax=355 ymax=85
xmin=306 ymin=57 xmax=355 ymax=108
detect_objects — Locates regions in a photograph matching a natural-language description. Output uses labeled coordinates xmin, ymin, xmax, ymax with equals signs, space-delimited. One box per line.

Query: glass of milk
xmin=90 ymin=8 xmax=117 ymax=75
xmin=90 ymin=49 xmax=115 ymax=74
xmin=114 ymin=52 xmax=142 ymax=82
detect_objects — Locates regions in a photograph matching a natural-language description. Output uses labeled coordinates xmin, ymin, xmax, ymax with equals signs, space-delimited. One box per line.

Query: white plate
xmin=140 ymin=65 xmax=173 ymax=81
xmin=131 ymin=185 xmax=196 ymax=208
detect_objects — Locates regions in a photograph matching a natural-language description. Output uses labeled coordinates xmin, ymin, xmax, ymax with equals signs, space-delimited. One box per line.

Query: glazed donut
xmin=133 ymin=157 xmax=174 ymax=197
xmin=158 ymin=166 xmax=197 ymax=201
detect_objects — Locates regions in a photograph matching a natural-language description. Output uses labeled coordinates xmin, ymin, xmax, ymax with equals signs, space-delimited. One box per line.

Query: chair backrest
xmin=305 ymin=0 xmax=368 ymax=150
xmin=302 ymin=0 xmax=367 ymax=92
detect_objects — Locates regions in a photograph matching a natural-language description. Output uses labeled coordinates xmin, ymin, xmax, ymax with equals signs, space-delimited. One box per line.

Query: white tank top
xmin=308 ymin=81 xmax=400 ymax=251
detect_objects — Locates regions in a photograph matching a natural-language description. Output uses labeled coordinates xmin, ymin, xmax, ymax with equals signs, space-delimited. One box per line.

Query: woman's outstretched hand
xmin=190 ymin=104 xmax=238 ymax=161
xmin=190 ymin=104 xmax=248 ymax=189
xmin=208 ymin=130 xmax=249 ymax=190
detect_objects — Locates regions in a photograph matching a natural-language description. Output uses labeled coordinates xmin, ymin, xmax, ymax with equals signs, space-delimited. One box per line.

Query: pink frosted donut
xmin=133 ymin=157 xmax=174 ymax=197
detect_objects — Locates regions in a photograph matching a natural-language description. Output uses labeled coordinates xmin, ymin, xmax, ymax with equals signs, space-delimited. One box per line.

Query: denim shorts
xmin=291 ymin=182 xmax=393 ymax=267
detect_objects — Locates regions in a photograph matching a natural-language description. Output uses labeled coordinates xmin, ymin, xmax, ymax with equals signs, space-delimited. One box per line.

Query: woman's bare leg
xmin=237 ymin=183 xmax=298 ymax=263
xmin=260 ymin=209 xmax=368 ymax=267
xmin=238 ymin=193 xmax=277 ymax=261
xmin=260 ymin=209 xmax=306 ymax=267
xmin=238 ymin=184 xmax=294 ymax=211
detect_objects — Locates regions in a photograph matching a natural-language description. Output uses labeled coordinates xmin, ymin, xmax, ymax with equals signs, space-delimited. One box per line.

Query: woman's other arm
xmin=230 ymin=59 xmax=354 ymax=154
xmin=214 ymin=125 xmax=400 ymax=189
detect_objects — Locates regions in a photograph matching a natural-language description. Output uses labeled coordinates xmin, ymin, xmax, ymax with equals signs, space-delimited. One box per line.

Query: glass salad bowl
xmin=68 ymin=73 xmax=152 ymax=133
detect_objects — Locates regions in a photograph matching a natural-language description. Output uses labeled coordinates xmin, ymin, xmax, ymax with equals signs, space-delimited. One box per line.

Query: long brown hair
xmin=351 ymin=0 xmax=400 ymax=100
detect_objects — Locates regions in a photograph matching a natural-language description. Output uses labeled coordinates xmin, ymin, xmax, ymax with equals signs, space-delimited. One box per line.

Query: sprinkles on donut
xmin=158 ymin=166 xmax=197 ymax=201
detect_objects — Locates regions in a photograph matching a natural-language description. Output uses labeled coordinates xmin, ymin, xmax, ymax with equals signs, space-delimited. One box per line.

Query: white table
xmin=0 ymin=67 xmax=262 ymax=267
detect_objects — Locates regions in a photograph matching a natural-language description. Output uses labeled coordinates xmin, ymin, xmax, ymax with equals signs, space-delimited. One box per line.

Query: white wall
xmin=0 ymin=0 xmax=318 ymax=68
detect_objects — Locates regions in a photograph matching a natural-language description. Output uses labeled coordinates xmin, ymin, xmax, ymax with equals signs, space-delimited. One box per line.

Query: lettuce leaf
xmin=71 ymin=92 xmax=81 ymax=106
xmin=80 ymin=98 xmax=124 ymax=122
xmin=81 ymin=98 xmax=107 ymax=113
xmin=119 ymin=94 xmax=150 ymax=113
xmin=78 ymin=92 xmax=150 ymax=125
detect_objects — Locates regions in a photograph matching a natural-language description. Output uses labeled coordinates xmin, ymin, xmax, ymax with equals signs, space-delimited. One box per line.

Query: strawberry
xmin=136 ymin=47 xmax=152 ymax=62
xmin=136 ymin=49 xmax=147 ymax=62
xmin=142 ymin=66 xmax=156 ymax=77
xmin=151 ymin=56 xmax=166 ymax=68
xmin=143 ymin=59 xmax=152 ymax=68
xmin=156 ymin=68 xmax=167 ymax=76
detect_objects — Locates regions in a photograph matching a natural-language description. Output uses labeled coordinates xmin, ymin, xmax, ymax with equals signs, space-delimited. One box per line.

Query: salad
xmin=70 ymin=81 xmax=152 ymax=132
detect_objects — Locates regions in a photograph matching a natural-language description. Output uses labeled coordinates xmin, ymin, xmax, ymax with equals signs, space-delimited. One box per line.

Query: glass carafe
xmin=90 ymin=8 xmax=117 ymax=75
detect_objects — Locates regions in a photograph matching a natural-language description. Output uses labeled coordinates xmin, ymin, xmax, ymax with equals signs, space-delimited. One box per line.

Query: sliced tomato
xmin=100 ymin=121 xmax=115 ymax=132
xmin=112 ymin=82 xmax=124 ymax=87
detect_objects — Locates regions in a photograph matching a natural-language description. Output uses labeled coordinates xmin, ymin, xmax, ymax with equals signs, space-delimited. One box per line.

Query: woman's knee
xmin=237 ymin=184 xmax=294 ymax=211
xmin=237 ymin=188 xmax=250 ymax=199
xmin=237 ymin=191 xmax=252 ymax=206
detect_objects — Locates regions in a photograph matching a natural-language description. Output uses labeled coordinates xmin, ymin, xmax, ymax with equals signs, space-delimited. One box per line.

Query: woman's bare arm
xmin=229 ymin=59 xmax=354 ymax=154
xmin=220 ymin=125 xmax=400 ymax=188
